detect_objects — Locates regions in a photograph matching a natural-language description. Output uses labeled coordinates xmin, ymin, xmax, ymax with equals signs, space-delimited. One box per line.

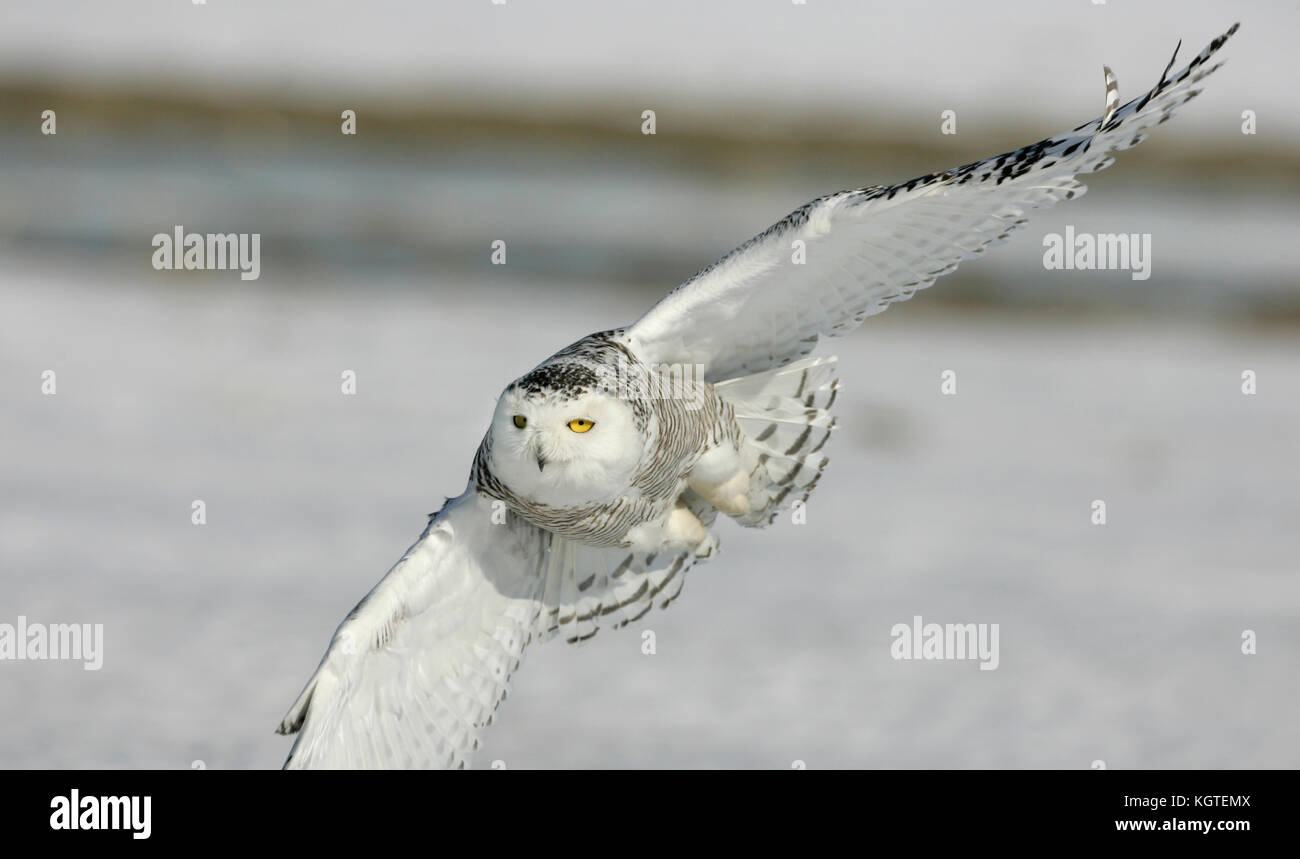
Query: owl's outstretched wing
xmin=622 ymin=24 xmax=1238 ymax=382
xmin=278 ymin=489 xmax=699 ymax=769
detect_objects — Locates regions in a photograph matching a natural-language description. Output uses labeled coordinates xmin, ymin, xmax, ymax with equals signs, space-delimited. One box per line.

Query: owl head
xmin=486 ymin=360 xmax=645 ymax=509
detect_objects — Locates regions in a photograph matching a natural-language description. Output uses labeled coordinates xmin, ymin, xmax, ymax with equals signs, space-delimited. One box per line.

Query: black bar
xmin=2 ymin=770 xmax=1286 ymax=846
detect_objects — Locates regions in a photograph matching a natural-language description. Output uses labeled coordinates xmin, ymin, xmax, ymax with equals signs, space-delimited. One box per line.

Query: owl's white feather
xmin=279 ymin=490 xmax=700 ymax=768
xmin=623 ymin=24 xmax=1238 ymax=381
xmin=279 ymin=25 xmax=1237 ymax=768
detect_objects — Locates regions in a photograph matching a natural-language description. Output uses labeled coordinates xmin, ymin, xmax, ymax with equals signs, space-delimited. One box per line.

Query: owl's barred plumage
xmin=279 ymin=25 xmax=1238 ymax=768
xmin=470 ymin=330 xmax=740 ymax=547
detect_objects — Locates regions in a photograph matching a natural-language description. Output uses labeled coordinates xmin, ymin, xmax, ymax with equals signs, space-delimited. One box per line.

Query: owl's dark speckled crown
xmin=511 ymin=362 xmax=600 ymax=399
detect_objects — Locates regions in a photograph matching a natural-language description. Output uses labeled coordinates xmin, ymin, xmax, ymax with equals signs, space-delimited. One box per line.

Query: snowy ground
xmin=1 ymin=261 xmax=1297 ymax=769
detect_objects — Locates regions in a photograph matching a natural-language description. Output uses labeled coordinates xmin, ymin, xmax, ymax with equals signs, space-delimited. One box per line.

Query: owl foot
xmin=664 ymin=502 xmax=709 ymax=551
xmin=622 ymin=501 xmax=713 ymax=558
xmin=688 ymin=446 xmax=751 ymax=517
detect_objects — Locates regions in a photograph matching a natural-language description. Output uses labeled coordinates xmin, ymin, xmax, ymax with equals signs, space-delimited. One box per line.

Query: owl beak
xmin=536 ymin=452 xmax=546 ymax=472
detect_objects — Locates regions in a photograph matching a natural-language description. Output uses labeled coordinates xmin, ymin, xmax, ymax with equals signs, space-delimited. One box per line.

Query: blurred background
xmin=0 ymin=0 xmax=1296 ymax=768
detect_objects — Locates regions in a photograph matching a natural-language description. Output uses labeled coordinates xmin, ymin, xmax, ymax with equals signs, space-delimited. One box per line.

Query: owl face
xmin=488 ymin=381 xmax=643 ymax=509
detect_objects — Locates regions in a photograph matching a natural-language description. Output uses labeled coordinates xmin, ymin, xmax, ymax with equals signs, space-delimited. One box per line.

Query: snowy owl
xmin=278 ymin=25 xmax=1237 ymax=768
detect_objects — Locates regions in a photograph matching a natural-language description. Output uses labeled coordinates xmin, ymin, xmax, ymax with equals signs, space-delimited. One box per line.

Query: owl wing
xmin=622 ymin=25 xmax=1237 ymax=381
xmin=278 ymin=489 xmax=698 ymax=769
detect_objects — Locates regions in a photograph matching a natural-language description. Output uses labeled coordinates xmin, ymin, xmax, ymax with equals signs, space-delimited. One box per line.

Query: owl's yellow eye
xmin=567 ymin=418 xmax=595 ymax=433
xmin=512 ymin=415 xmax=527 ymax=429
